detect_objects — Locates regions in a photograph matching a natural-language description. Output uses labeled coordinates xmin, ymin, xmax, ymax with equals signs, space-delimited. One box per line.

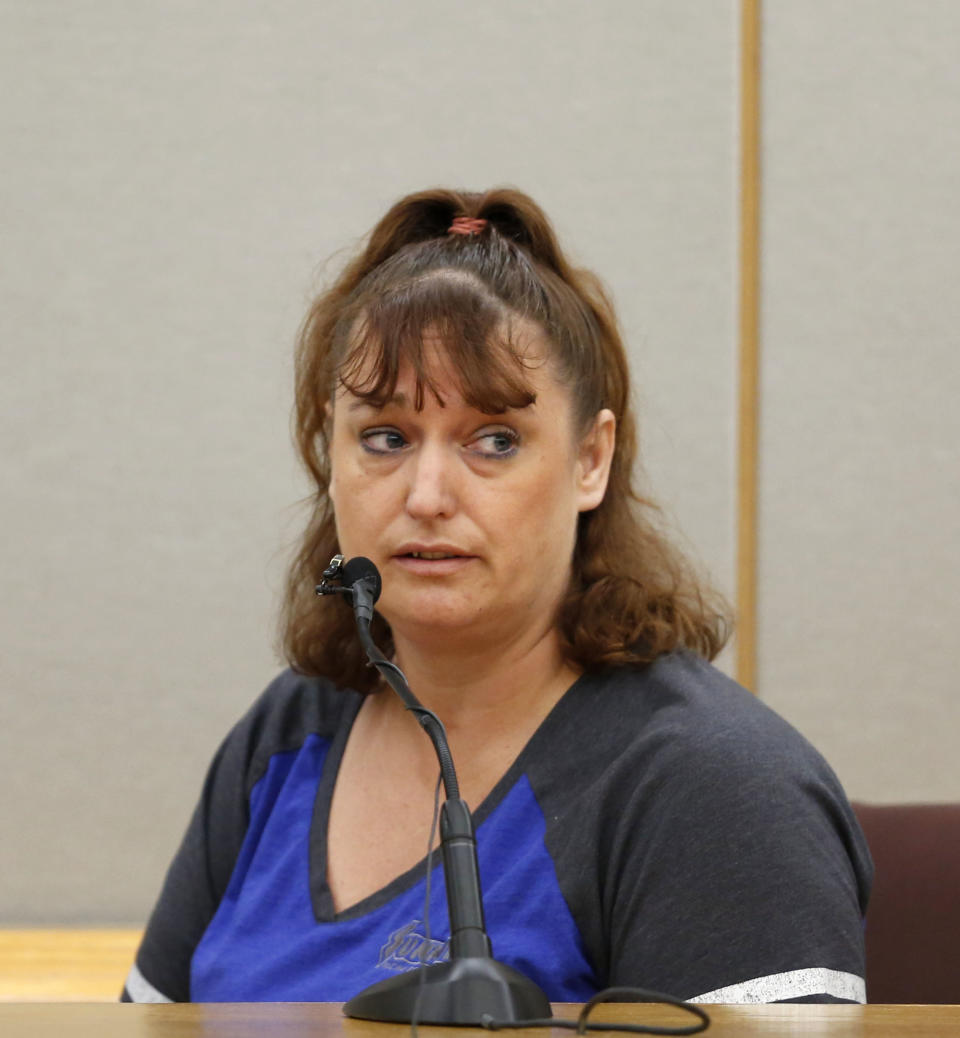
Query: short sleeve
xmin=122 ymin=710 xmax=258 ymax=1001
xmin=602 ymin=715 xmax=872 ymax=1003
xmin=122 ymin=670 xmax=338 ymax=1002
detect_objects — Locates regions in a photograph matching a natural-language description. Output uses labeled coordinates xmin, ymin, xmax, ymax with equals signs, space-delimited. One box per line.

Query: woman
xmin=124 ymin=188 xmax=871 ymax=1006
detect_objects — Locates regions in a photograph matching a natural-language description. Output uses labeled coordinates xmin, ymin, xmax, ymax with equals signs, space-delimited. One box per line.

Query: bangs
xmin=336 ymin=274 xmax=539 ymax=413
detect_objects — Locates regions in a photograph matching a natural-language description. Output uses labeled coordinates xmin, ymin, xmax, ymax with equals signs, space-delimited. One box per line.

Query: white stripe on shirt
xmin=124 ymin=962 xmax=173 ymax=1003
xmin=688 ymin=967 xmax=866 ymax=1004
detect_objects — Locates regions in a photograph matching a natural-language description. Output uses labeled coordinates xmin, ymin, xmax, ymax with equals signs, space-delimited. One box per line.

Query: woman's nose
xmin=404 ymin=443 xmax=458 ymax=519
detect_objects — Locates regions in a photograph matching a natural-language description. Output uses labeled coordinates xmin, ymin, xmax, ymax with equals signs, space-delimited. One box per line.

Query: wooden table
xmin=1 ymin=1002 xmax=958 ymax=1037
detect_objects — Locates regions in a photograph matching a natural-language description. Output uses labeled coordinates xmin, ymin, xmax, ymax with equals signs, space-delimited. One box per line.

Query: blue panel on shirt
xmin=191 ymin=736 xmax=597 ymax=1002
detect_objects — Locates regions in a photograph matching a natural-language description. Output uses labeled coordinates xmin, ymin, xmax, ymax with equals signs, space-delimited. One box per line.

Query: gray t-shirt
xmin=125 ymin=651 xmax=872 ymax=1004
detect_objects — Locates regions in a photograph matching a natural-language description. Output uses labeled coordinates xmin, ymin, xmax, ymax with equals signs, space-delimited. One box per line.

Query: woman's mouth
xmin=393 ymin=551 xmax=475 ymax=574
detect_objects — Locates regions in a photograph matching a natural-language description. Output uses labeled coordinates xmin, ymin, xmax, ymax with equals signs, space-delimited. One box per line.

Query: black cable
xmin=410 ymin=771 xmax=445 ymax=1038
xmin=479 ymin=987 xmax=709 ymax=1035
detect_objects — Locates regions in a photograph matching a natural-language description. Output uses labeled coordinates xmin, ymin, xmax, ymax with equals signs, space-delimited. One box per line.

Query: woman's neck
xmin=393 ymin=622 xmax=575 ymax=728
xmin=364 ymin=623 xmax=580 ymax=805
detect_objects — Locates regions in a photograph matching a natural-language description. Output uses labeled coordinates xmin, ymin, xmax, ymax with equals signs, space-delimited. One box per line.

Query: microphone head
xmin=340 ymin=556 xmax=382 ymax=604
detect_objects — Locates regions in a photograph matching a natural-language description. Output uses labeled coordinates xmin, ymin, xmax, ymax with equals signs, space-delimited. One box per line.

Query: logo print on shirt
xmin=377 ymin=920 xmax=450 ymax=971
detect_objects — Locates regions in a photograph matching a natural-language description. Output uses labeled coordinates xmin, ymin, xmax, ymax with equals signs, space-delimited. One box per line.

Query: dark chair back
xmin=853 ymin=802 xmax=960 ymax=1003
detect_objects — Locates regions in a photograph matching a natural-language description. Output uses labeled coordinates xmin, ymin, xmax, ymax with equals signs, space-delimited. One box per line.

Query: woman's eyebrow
xmin=346 ymin=392 xmax=410 ymax=413
xmin=345 ymin=392 xmax=534 ymax=417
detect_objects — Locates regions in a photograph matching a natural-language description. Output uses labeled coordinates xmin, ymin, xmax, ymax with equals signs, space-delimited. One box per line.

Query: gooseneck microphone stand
xmin=316 ymin=555 xmax=552 ymax=1026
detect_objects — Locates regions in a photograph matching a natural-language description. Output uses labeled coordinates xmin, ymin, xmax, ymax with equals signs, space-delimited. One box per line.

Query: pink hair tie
xmin=448 ymin=216 xmax=488 ymax=236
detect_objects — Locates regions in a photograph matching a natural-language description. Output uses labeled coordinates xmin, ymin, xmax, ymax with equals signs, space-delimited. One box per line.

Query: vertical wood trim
xmin=736 ymin=0 xmax=762 ymax=692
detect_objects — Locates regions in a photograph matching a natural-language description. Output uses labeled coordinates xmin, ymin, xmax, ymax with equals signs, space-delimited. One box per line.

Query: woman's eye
xmin=470 ymin=429 xmax=519 ymax=458
xmin=361 ymin=428 xmax=408 ymax=454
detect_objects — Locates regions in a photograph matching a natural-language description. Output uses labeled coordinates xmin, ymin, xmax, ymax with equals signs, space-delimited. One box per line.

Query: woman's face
xmin=328 ymin=327 xmax=614 ymax=653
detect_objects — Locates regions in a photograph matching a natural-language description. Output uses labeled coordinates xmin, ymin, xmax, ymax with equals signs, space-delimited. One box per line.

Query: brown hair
xmin=282 ymin=187 xmax=731 ymax=689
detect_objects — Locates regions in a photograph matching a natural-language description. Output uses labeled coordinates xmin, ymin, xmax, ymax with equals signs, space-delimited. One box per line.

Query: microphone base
xmin=342 ymin=956 xmax=552 ymax=1025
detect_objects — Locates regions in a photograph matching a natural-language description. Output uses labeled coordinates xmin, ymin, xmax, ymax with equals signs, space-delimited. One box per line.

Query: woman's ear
xmin=576 ymin=409 xmax=616 ymax=512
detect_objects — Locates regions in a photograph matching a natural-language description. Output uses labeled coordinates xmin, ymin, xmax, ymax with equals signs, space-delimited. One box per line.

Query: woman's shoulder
xmin=545 ymin=652 xmax=871 ymax=905
xmin=211 ymin=668 xmax=363 ymax=791
xmin=598 ymin=650 xmax=807 ymax=729
xmin=248 ymin=667 xmax=360 ymax=722
xmin=553 ymin=651 xmax=844 ymax=798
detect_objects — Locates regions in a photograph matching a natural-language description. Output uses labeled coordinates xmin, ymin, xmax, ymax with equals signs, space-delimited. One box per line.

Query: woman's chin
xmin=382 ymin=598 xmax=493 ymax=645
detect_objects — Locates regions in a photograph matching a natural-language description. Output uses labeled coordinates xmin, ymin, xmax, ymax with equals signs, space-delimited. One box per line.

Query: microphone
xmin=317 ymin=555 xmax=551 ymax=1026
xmin=339 ymin=556 xmax=381 ymax=625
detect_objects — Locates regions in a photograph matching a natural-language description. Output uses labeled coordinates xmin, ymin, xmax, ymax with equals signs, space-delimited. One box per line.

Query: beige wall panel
xmin=758 ymin=2 xmax=960 ymax=801
xmin=0 ymin=3 xmax=737 ymax=922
